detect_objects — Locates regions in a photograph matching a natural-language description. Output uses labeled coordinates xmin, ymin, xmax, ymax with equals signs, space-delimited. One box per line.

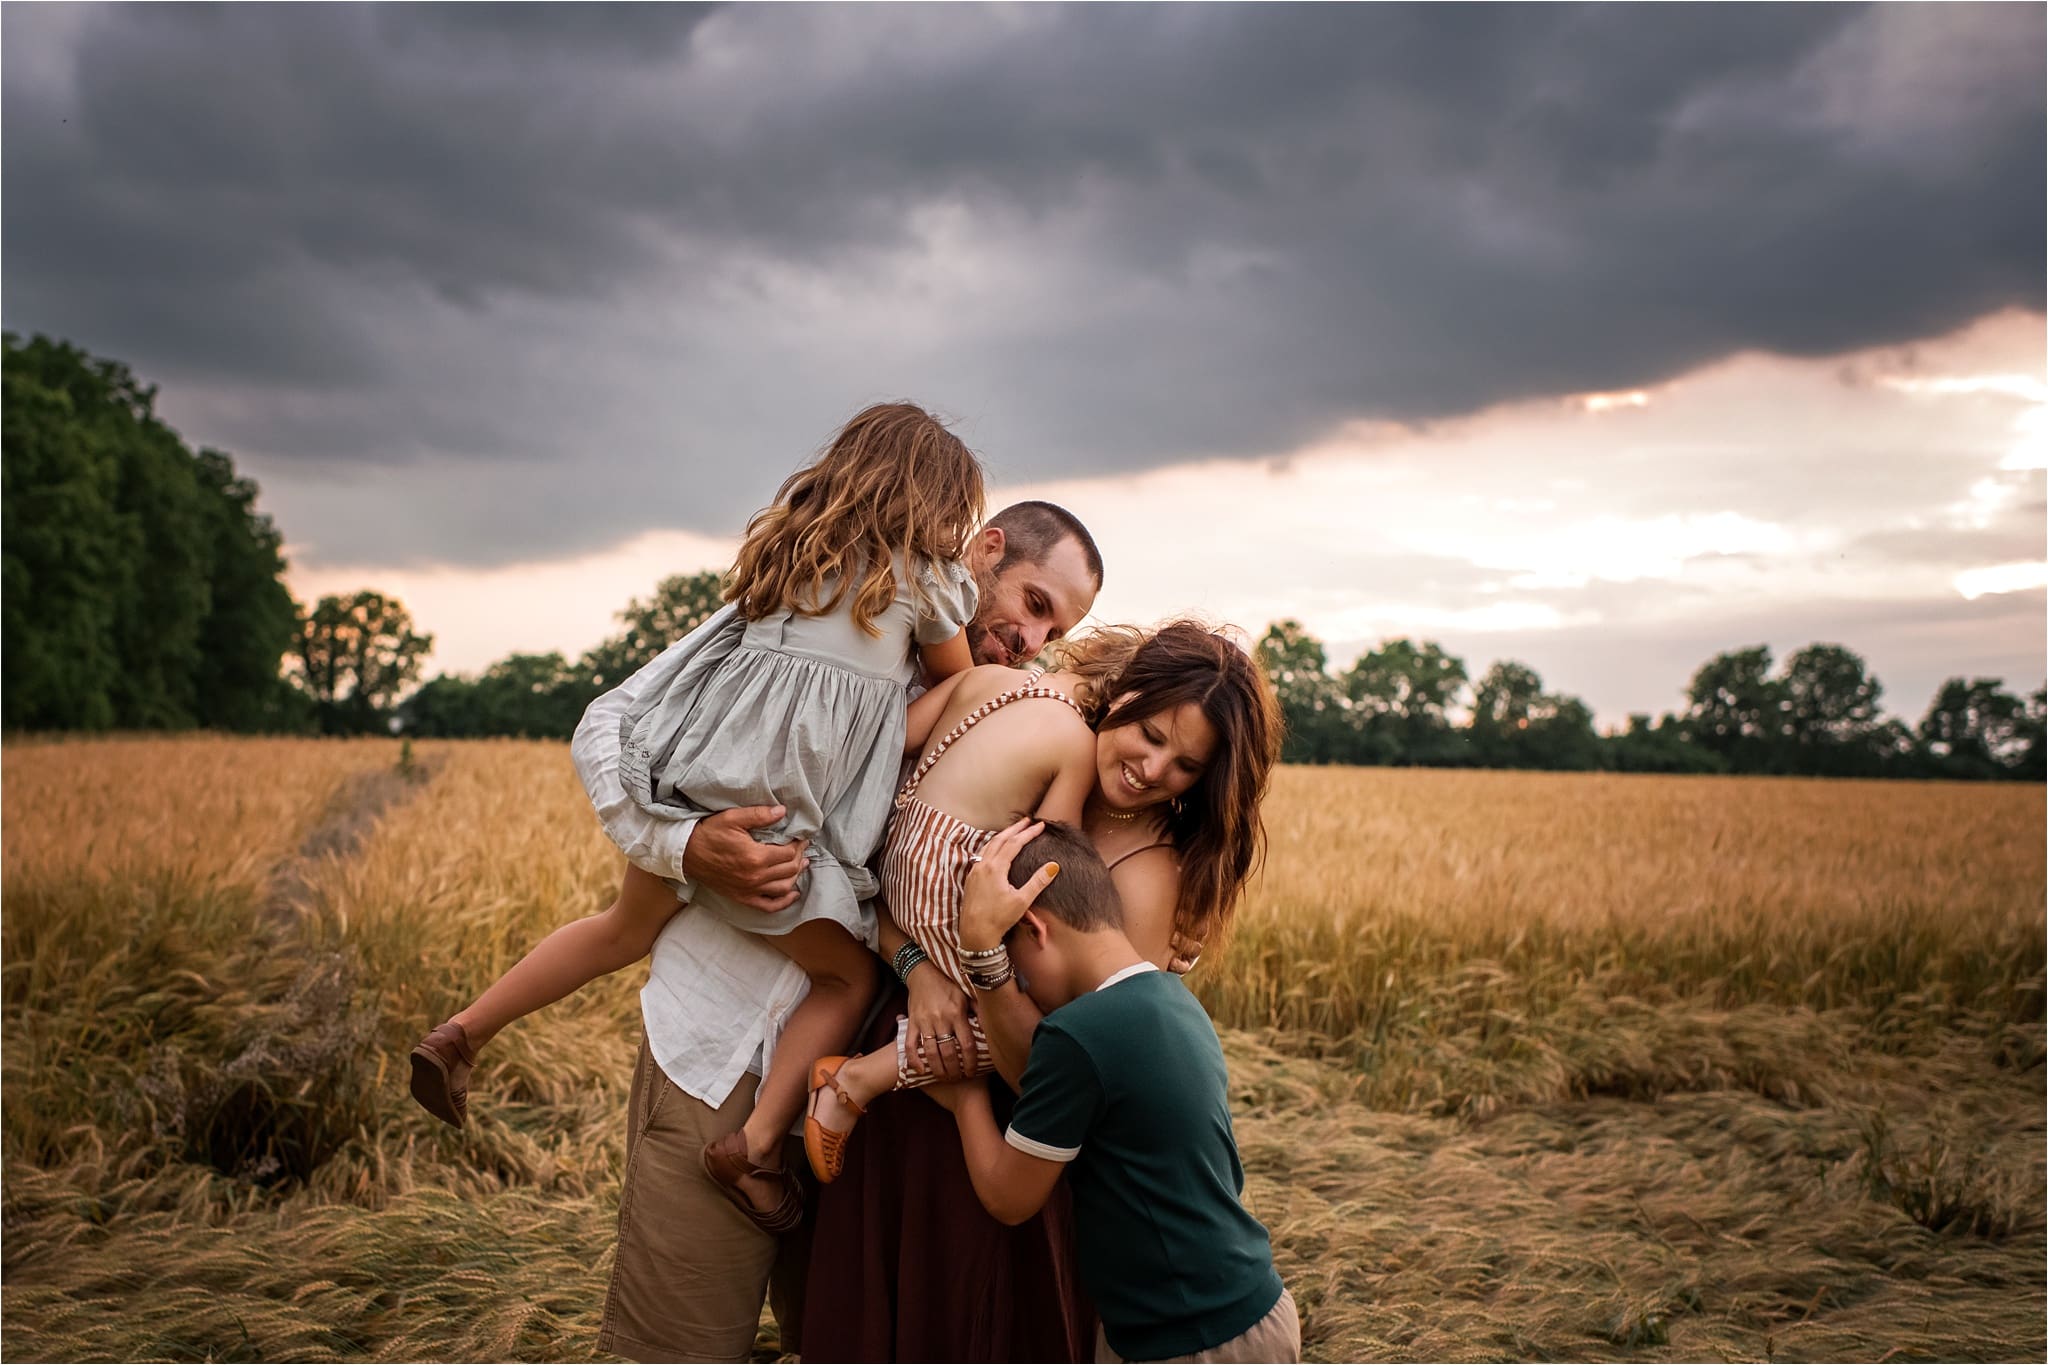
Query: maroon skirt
xmin=799 ymin=986 xmax=1095 ymax=1362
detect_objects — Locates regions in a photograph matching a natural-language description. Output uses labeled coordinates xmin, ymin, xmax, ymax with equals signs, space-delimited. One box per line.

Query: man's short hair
xmin=988 ymin=501 xmax=1104 ymax=590
xmin=1008 ymin=820 xmax=1124 ymax=934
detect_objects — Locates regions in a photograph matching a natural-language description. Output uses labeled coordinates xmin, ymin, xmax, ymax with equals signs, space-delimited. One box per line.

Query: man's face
xmin=965 ymin=530 xmax=1098 ymax=668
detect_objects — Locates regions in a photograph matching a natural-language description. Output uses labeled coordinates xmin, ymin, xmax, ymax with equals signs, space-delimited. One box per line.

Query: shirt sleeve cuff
xmin=1005 ymin=1127 xmax=1080 ymax=1163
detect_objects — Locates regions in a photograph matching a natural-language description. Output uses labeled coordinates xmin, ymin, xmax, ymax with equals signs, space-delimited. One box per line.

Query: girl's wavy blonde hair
xmin=726 ymin=403 xmax=986 ymax=636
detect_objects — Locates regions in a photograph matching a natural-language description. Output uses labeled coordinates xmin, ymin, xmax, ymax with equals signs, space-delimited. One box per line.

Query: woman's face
xmin=1095 ymin=699 xmax=1219 ymax=813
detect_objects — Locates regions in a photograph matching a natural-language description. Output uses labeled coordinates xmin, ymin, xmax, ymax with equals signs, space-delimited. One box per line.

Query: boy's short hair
xmin=1008 ymin=820 xmax=1124 ymax=933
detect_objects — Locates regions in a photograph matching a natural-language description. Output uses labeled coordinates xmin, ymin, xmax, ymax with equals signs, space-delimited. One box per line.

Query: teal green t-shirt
xmin=1005 ymin=965 xmax=1284 ymax=1361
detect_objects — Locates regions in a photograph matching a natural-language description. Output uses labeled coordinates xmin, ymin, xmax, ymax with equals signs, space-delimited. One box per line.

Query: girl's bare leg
xmin=811 ymin=1048 xmax=898 ymax=1135
xmin=729 ymin=921 xmax=880 ymax=1195
xmin=450 ymin=863 xmax=683 ymax=1050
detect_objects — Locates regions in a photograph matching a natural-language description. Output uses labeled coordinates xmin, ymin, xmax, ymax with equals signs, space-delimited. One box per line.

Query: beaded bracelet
xmin=964 ymin=958 xmax=1015 ymax=992
xmin=891 ymin=941 xmax=930 ymax=985
xmin=958 ymin=943 xmax=1009 ymax=963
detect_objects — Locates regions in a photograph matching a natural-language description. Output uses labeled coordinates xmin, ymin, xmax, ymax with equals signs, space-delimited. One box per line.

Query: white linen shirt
xmin=571 ymin=629 xmax=810 ymax=1107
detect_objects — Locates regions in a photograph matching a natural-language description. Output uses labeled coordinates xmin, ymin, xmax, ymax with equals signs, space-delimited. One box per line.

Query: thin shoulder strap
xmin=1103 ymin=840 xmax=1172 ymax=872
xmin=897 ymin=670 xmax=1087 ymax=806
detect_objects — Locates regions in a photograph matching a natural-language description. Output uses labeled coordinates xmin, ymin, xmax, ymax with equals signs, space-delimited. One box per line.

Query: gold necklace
xmin=1101 ymin=807 xmax=1142 ymax=822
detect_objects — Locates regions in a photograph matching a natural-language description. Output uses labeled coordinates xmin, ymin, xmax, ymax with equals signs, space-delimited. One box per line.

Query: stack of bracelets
xmin=890 ymin=941 xmax=929 ymax=985
xmin=959 ymin=943 xmax=1013 ymax=991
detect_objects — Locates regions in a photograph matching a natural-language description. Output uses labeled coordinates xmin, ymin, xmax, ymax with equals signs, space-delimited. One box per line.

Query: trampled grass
xmin=3 ymin=739 xmax=2041 ymax=1362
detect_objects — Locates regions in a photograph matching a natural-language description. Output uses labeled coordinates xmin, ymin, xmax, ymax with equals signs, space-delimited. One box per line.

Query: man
xmin=575 ymin=501 xmax=1103 ymax=1364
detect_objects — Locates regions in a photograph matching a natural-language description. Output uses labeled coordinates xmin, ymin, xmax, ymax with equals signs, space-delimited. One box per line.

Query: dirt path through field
xmin=259 ymin=751 xmax=446 ymax=932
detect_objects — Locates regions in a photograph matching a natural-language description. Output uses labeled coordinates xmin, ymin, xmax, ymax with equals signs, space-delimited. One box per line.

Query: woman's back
xmin=905 ymin=665 xmax=1096 ymax=830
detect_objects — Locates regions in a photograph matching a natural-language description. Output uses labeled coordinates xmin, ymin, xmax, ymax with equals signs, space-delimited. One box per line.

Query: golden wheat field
xmin=3 ymin=737 xmax=2042 ymax=1363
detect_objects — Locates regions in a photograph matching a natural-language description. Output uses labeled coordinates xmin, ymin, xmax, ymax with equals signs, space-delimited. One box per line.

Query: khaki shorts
xmin=599 ymin=1037 xmax=812 ymax=1364
xmin=1095 ymin=1287 xmax=1301 ymax=1364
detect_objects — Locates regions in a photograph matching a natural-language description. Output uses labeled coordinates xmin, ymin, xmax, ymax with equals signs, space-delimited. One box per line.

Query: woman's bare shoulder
xmin=951 ymin=663 xmax=1035 ymax=705
xmin=1108 ymin=844 xmax=1183 ymax=966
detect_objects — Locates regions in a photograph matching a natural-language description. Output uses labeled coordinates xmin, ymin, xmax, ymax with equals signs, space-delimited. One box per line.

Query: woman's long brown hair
xmin=726 ymin=403 xmax=986 ymax=636
xmin=1054 ymin=620 xmax=1285 ymax=949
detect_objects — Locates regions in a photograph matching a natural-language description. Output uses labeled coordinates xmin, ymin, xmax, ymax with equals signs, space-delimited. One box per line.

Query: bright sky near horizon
xmin=4 ymin=4 xmax=2041 ymax=728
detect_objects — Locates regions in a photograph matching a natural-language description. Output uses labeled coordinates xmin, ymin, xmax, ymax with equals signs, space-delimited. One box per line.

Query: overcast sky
xmin=5 ymin=3 xmax=2042 ymax=726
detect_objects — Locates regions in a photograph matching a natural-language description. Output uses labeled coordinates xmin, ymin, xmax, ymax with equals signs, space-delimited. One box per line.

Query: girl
xmin=409 ymin=402 xmax=984 ymax=1231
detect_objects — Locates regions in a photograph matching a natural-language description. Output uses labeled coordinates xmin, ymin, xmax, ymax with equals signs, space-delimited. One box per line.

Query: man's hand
xmin=681 ymin=806 xmax=809 ymax=912
xmin=960 ymin=819 xmax=1059 ymax=951
xmin=905 ymin=965 xmax=980 ymax=1081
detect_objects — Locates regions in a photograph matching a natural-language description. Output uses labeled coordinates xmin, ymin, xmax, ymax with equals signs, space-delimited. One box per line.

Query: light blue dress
xmin=614 ymin=556 xmax=977 ymax=948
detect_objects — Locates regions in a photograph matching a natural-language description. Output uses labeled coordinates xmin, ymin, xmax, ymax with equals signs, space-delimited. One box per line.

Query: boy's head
xmin=1004 ymin=821 xmax=1126 ymax=1011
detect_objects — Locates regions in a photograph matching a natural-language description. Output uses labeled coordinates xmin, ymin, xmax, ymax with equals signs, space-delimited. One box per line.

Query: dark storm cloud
xmin=3 ymin=2 xmax=2041 ymax=566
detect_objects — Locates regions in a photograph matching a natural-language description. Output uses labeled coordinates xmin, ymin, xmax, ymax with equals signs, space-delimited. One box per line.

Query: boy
xmin=926 ymin=819 xmax=1301 ymax=1364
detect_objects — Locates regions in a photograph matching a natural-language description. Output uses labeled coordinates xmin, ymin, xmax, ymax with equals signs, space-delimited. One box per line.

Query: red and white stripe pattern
xmin=882 ymin=671 xmax=1085 ymax=1088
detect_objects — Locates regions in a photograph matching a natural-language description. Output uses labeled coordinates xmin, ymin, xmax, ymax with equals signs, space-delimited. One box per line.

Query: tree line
xmin=4 ymin=333 xmax=2042 ymax=781
xmin=1255 ymin=621 xmax=2045 ymax=782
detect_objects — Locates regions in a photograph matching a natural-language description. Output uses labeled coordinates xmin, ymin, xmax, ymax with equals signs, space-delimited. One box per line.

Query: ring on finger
xmin=933 ymin=1033 xmax=957 ymax=1044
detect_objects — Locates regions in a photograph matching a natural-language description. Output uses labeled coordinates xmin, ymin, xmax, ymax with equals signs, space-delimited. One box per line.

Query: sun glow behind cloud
xmin=1955 ymin=561 xmax=2048 ymax=600
xmin=1574 ymin=390 xmax=1653 ymax=413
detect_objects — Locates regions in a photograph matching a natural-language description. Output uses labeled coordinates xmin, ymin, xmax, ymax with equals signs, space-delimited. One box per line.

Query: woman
xmin=800 ymin=619 xmax=1284 ymax=1362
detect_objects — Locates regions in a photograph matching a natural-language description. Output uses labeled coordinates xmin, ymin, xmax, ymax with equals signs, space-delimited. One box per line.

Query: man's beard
xmin=966 ymin=561 xmax=1010 ymax=667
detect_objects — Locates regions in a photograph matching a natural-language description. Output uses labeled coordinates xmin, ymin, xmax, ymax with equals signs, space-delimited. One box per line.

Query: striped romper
xmin=881 ymin=670 xmax=1086 ymax=1087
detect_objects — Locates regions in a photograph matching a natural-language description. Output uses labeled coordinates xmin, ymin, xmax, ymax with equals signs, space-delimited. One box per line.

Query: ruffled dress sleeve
xmin=913 ymin=556 xmax=980 ymax=645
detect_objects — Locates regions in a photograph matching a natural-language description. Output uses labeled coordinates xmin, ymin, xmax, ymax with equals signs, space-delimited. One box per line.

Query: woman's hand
xmin=1167 ymin=925 xmax=1204 ymax=976
xmin=904 ymin=960 xmax=979 ymax=1081
xmin=960 ymin=819 xmax=1058 ymax=951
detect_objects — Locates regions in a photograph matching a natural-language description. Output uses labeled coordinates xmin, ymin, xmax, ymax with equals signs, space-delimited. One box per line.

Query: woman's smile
xmin=1099 ymin=701 xmax=1218 ymax=811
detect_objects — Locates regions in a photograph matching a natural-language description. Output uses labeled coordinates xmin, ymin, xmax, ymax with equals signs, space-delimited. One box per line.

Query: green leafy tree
xmin=1343 ymin=638 xmax=1468 ymax=765
xmin=2018 ymin=687 xmax=2047 ymax=782
xmin=1776 ymin=643 xmax=1891 ymax=773
xmin=1679 ymin=646 xmax=1785 ymax=767
xmin=1470 ymin=660 xmax=1543 ymax=767
xmin=1254 ymin=620 xmax=1351 ymax=763
xmin=1917 ymin=677 xmax=2028 ymax=780
xmin=1781 ymin=644 xmax=1882 ymax=745
xmin=292 ymin=591 xmax=434 ymax=734
xmin=580 ymin=570 xmax=726 ymax=689
xmin=1605 ymin=712 xmax=1726 ymax=774
xmin=2 ymin=334 xmax=302 ymax=731
xmin=189 ymin=449 xmax=300 ymax=730
xmin=397 ymin=674 xmax=484 ymax=739
xmin=404 ymin=652 xmax=594 ymax=739
xmin=2 ymin=341 xmax=124 ymax=728
xmin=1469 ymin=660 xmax=1600 ymax=770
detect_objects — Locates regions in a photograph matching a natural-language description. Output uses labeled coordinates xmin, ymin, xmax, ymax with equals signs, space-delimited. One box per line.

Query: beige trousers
xmin=598 ymin=1037 xmax=811 ymax=1363
xmin=1095 ymin=1287 xmax=1301 ymax=1364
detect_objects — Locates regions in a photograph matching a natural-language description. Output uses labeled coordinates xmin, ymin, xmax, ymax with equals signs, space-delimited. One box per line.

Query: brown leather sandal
xmin=804 ymin=1055 xmax=867 ymax=1184
xmin=409 ymin=1020 xmax=477 ymax=1129
xmin=702 ymin=1130 xmax=806 ymax=1234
